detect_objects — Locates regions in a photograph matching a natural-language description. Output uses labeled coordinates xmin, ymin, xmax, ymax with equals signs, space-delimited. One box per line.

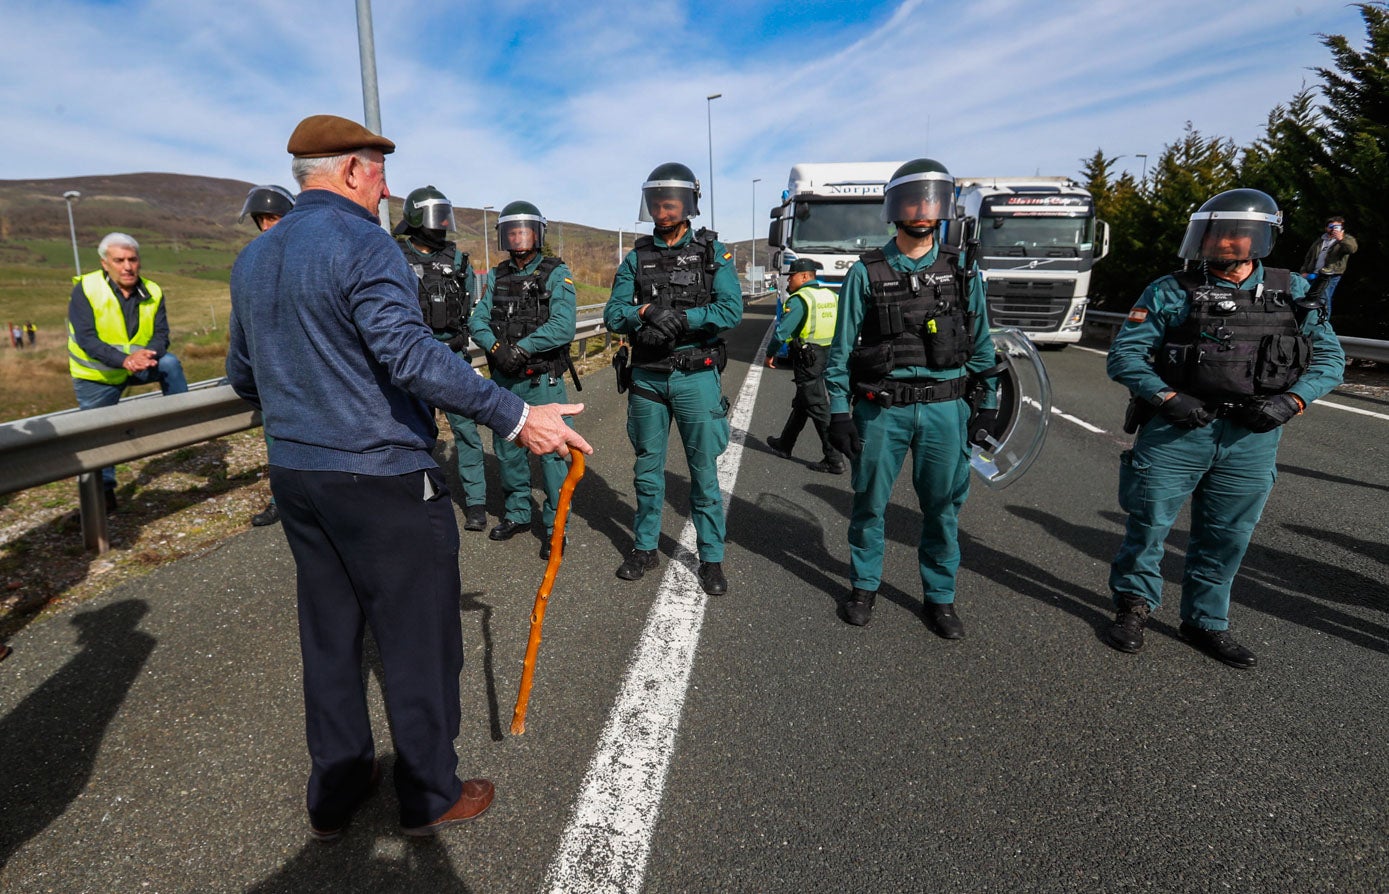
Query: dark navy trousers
xmin=270 ymin=465 xmax=465 ymax=829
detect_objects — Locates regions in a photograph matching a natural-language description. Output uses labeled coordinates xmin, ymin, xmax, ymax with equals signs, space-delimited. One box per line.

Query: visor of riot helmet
xmin=238 ymin=184 xmax=295 ymax=223
xmin=1177 ymin=209 xmax=1281 ymax=262
xmin=497 ymin=213 xmax=545 ymax=254
xmin=408 ymin=194 xmax=454 ymax=232
xmin=881 ymin=170 xmax=955 ymax=224
xmin=638 ymin=181 xmax=699 ymax=223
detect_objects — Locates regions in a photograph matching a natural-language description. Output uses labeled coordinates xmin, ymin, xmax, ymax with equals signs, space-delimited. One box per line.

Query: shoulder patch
xmin=1127 ymin=307 xmax=1149 ymax=324
xmin=722 ymin=251 xmax=732 ymax=261
xmin=564 ymin=277 xmax=573 ymax=285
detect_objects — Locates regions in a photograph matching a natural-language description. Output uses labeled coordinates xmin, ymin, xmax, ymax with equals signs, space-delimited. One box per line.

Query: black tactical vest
xmin=403 ymin=240 xmax=469 ymax=334
xmin=1154 ymin=267 xmax=1311 ymax=401
xmin=848 ymin=246 xmax=973 ymax=384
xmin=630 ymin=229 xmax=724 ymax=368
xmin=490 ymin=255 xmax=564 ymax=360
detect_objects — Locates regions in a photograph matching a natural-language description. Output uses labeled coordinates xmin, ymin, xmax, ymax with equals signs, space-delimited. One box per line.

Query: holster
xmin=1123 ymin=396 xmax=1157 ymax=434
xmin=612 ymin=345 xmax=631 ymax=394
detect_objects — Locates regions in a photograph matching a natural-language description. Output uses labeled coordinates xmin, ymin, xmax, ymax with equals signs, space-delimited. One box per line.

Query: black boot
xmin=251 ymin=502 xmax=280 ymax=527
xmin=1179 ymin=622 xmax=1257 ymax=669
xmin=616 ymin=548 xmax=659 ymax=581
xmin=463 ymin=505 xmax=487 ymax=532
xmin=766 ymin=435 xmax=791 ymax=459
xmin=488 ymin=519 xmax=529 ymax=541
xmin=923 ymin=602 xmax=965 ymax=640
xmin=843 ymin=589 xmax=876 ymax=626
xmin=1104 ymin=594 xmax=1150 ymax=654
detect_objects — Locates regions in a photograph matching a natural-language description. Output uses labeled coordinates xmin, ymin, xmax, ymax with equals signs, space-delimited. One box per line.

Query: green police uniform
xmin=1106 ymin=263 xmax=1344 ymax=630
xmin=825 ymin=238 xmax=996 ymax=603
xmin=767 ymin=281 xmax=841 ymax=466
xmin=604 ymin=228 xmax=743 ymax=563
xmin=470 ymin=253 xmax=577 ymax=535
xmin=399 ymin=239 xmax=487 ymax=510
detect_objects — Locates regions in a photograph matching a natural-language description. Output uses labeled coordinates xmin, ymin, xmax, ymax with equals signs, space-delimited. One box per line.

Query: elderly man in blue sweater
xmin=226 ymin=114 xmax=591 ymax=841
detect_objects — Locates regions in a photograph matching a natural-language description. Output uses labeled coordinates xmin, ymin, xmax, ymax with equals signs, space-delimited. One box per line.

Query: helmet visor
xmin=409 ymin=195 xmax=454 ymax=232
xmin=497 ymin=214 xmax=545 ymax=253
xmin=1177 ymin=210 xmax=1280 ymax=261
xmin=881 ymin=172 xmax=955 ymax=224
xmin=639 ymin=181 xmax=698 ymax=223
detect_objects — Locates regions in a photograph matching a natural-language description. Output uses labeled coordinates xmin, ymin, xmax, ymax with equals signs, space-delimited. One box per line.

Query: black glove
xmin=1158 ymin=392 xmax=1214 ymax=429
xmin=637 ymin=305 xmax=687 ymax=346
xmin=828 ymin=413 xmax=862 ymax=460
xmin=1241 ymin=393 xmax=1304 ymax=433
xmin=446 ymin=333 xmax=471 ymax=353
xmin=967 ymin=408 xmax=999 ymax=447
xmin=490 ymin=342 xmax=529 ymax=377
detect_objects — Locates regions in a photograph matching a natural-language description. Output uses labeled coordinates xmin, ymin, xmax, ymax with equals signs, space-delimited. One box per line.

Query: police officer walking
xmin=469 ymin=201 xmax=578 ymax=559
xmin=239 ymin=184 xmax=296 ymax=527
xmin=395 ymin=186 xmax=489 ymax=532
xmin=766 ymin=258 xmax=845 ymax=473
xmin=604 ymin=162 xmax=743 ymax=595
xmin=1104 ymin=188 xmax=1344 ymax=668
xmin=825 ymin=158 xmax=998 ymax=634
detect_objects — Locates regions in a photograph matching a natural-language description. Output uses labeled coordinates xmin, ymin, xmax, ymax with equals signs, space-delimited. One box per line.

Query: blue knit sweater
xmin=227 ymin=189 xmax=526 ymax=475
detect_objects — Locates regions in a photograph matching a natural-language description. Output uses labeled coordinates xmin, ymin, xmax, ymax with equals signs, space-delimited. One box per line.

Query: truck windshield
xmin=980 ymin=215 xmax=1095 ymax=257
xmin=789 ymin=201 xmax=892 ymax=252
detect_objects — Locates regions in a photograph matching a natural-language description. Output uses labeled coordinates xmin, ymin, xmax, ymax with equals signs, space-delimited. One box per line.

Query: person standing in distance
xmin=765 ymin=258 xmax=845 ymax=474
xmin=1298 ymin=215 xmax=1357 ymax=319
xmin=394 ymin=185 xmax=489 ymax=533
xmin=604 ymin=162 xmax=743 ymax=595
xmin=238 ymin=184 xmax=296 ymax=528
xmin=824 ymin=158 xmax=997 ymax=635
xmin=1104 ymin=188 xmax=1343 ymax=669
xmin=469 ymin=201 xmax=578 ymax=559
xmin=226 ymin=114 xmax=591 ymax=840
xmin=68 ymin=232 xmax=190 ymax=513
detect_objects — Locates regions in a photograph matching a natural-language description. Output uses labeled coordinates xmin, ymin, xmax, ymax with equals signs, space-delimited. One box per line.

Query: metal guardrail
xmin=1084 ymin=310 xmax=1389 ymax=363
xmin=0 ymin=315 xmax=610 ymax=553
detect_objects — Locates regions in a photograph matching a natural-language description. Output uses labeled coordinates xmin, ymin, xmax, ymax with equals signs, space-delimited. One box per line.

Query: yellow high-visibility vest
xmin=67 ymin=272 xmax=163 ymax=383
xmin=787 ymin=284 xmax=838 ymax=346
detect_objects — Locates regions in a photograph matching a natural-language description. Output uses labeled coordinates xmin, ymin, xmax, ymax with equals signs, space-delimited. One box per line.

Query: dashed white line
xmin=542 ymin=327 xmax=770 ymax=894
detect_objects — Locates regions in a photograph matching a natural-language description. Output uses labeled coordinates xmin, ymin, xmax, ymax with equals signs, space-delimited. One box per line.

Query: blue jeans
xmin=73 ymin=353 xmax=189 ymax=486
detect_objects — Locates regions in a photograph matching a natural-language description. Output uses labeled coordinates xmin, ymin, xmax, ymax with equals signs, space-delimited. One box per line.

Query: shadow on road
xmin=244 ymin=830 xmax=472 ymax=894
xmin=0 ymin=599 xmax=156 ymax=869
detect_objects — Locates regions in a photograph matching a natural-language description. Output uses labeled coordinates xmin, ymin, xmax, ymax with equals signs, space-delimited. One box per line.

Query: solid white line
xmin=1316 ymin=399 xmax=1389 ymax=422
xmin=1023 ymin=395 xmax=1108 ymax=434
xmin=542 ymin=325 xmax=772 ymax=894
xmin=1071 ymin=345 xmax=1108 ymax=356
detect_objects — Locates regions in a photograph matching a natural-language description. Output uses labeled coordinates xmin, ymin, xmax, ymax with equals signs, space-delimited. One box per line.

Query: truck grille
xmin=985 ymin=279 xmax=1075 ymax=331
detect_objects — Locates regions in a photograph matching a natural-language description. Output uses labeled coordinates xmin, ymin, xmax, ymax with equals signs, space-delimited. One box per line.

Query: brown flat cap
xmin=287 ymin=114 xmax=396 ymax=158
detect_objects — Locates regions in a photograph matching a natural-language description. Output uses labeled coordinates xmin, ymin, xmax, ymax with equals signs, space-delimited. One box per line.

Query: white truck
xmin=954 ymin=177 xmax=1109 ymax=348
xmin=765 ymin=161 xmax=904 ymax=294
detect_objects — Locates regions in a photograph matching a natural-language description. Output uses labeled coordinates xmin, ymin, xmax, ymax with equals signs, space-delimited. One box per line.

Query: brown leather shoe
xmin=403 ymin=778 xmax=495 ymax=836
xmin=309 ymin=759 xmax=380 ymax=842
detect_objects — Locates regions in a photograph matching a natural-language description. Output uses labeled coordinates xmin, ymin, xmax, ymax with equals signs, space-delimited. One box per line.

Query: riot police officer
xmin=239 ymin=185 xmax=296 ymax=527
xmin=468 ymin=201 xmax=578 ymax=559
xmin=824 ymin=158 xmax=998 ymax=634
xmin=1105 ymin=188 xmax=1344 ymax=668
xmin=603 ymin=162 xmax=744 ymax=595
xmin=766 ymin=258 xmax=845 ymax=473
xmin=395 ymin=185 xmax=489 ymax=532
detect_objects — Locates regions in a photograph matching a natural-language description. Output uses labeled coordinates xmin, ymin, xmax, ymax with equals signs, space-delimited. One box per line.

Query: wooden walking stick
xmin=510 ymin=450 xmax=586 ymax=735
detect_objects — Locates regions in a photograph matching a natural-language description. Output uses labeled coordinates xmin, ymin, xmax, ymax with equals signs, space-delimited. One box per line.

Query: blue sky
xmin=0 ymin=0 xmax=1369 ymax=244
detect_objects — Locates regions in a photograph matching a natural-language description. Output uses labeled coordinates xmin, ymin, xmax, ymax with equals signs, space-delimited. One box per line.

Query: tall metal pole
xmin=355 ymin=0 xmax=390 ymax=229
xmin=751 ymin=178 xmax=760 ymax=273
xmin=482 ymin=206 xmax=493 ymax=270
xmin=63 ymin=190 xmax=82 ymax=276
xmin=706 ymin=93 xmax=722 ymax=231
xmin=617 ymin=226 xmax=623 ymax=265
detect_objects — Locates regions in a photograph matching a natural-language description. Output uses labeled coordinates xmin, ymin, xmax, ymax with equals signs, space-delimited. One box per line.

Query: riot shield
xmin=968 ymin=328 xmax=1052 ymax=488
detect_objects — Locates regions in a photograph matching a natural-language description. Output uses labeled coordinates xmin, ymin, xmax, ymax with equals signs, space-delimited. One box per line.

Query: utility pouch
xmin=922 ymin=311 xmax=971 ymax=368
xmin=853 ymin=381 xmax=894 ymax=408
xmin=1254 ymin=334 xmax=1310 ymax=392
xmin=848 ymin=343 xmax=893 ymax=385
xmin=875 ymin=301 xmax=906 ymax=337
xmin=612 ymin=344 xmax=631 ymax=394
xmin=796 ymin=342 xmax=819 ymax=369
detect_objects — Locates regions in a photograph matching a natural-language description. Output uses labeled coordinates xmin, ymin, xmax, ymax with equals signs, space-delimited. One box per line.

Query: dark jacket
xmin=1300 ymin=232 xmax=1358 ymax=276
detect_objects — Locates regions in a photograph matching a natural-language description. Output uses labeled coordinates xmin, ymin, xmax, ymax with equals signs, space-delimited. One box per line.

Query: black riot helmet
xmin=238 ymin=184 xmax=295 ymax=225
xmin=496 ymin=200 xmax=546 ymax=255
xmin=1178 ymin=188 xmax=1282 ymax=266
xmin=400 ymin=185 xmax=455 ymax=233
xmin=881 ymin=158 xmax=955 ymax=236
xmin=639 ymin=162 xmax=700 ymax=228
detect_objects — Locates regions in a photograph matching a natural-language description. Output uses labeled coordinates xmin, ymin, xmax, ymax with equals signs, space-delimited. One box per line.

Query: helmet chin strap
xmin=1205 ymin=258 xmax=1244 ymax=273
xmin=409 ymin=228 xmax=450 ymax=252
xmin=897 ymin=222 xmax=934 ymax=238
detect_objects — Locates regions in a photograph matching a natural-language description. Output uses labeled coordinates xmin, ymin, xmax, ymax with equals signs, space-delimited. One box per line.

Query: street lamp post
xmin=706 ymin=93 xmax=722 ymax=230
xmin=63 ymin=190 xmax=82 ymax=276
xmin=482 ymin=205 xmax=494 ymax=271
xmin=1135 ymin=153 xmax=1149 ymax=185
xmin=751 ymin=178 xmax=761 ymax=274
xmin=354 ymin=0 xmax=390 ymax=228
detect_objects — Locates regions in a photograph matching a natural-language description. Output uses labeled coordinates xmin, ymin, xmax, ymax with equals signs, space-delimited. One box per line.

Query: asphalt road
xmin=2 ymin=299 xmax=1386 ymax=893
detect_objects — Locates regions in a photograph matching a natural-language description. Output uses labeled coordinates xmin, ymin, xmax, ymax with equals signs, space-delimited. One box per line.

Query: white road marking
xmin=1316 ymin=399 xmax=1389 ymax=421
xmin=1072 ymin=345 xmax=1108 ymax=356
xmin=1023 ymin=395 xmax=1108 ymax=434
xmin=542 ymin=326 xmax=771 ymax=894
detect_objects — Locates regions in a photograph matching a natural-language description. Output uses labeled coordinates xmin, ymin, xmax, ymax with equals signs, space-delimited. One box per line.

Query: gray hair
xmin=98 ymin=232 xmax=140 ymax=259
xmin=292 ymin=150 xmax=378 ymax=187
